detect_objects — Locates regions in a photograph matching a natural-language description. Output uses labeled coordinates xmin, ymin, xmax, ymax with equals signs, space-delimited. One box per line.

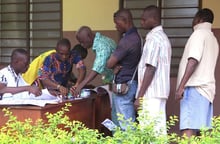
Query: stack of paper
xmin=0 ymin=99 xmax=59 ymax=107
xmin=0 ymin=89 xmax=60 ymax=107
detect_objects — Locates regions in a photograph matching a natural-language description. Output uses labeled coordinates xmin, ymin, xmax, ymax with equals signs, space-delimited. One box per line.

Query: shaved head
xmin=11 ymin=48 xmax=30 ymax=74
xmin=76 ymin=26 xmax=94 ymax=48
xmin=76 ymin=26 xmax=92 ymax=41
xmin=114 ymin=8 xmax=133 ymax=23
xmin=113 ymin=8 xmax=134 ymax=33
xmin=11 ymin=48 xmax=29 ymax=63
xmin=143 ymin=5 xmax=161 ymax=23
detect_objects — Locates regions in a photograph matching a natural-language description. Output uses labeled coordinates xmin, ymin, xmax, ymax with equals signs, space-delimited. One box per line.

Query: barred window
xmin=0 ymin=0 xmax=62 ymax=64
xmin=121 ymin=0 xmax=201 ymax=76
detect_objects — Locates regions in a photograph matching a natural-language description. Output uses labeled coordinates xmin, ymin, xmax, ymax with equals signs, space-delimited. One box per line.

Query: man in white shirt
xmin=175 ymin=8 xmax=219 ymax=138
xmin=0 ymin=49 xmax=42 ymax=99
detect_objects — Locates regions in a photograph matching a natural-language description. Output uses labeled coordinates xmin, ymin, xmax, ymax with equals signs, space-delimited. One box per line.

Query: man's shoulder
xmin=40 ymin=50 xmax=56 ymax=57
xmin=147 ymin=29 xmax=169 ymax=43
xmin=95 ymin=32 xmax=115 ymax=42
xmin=119 ymin=31 xmax=141 ymax=46
xmin=0 ymin=65 xmax=9 ymax=72
xmin=42 ymin=53 xmax=57 ymax=65
xmin=0 ymin=66 xmax=11 ymax=79
xmin=94 ymin=33 xmax=116 ymax=50
xmin=46 ymin=52 xmax=56 ymax=59
xmin=0 ymin=68 xmax=6 ymax=74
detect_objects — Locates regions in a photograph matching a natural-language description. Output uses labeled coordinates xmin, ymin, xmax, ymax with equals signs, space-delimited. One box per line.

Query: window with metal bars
xmin=121 ymin=0 xmax=201 ymax=76
xmin=0 ymin=0 xmax=62 ymax=64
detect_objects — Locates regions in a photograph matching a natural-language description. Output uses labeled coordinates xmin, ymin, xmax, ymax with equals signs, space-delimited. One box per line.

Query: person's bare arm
xmin=41 ymin=79 xmax=68 ymax=96
xmin=40 ymin=78 xmax=59 ymax=90
xmin=106 ymin=54 xmax=123 ymax=75
xmin=134 ymin=64 xmax=156 ymax=109
xmin=0 ymin=83 xmax=42 ymax=96
xmin=175 ymin=58 xmax=198 ymax=100
xmin=74 ymin=67 xmax=86 ymax=88
xmin=72 ymin=70 xmax=98 ymax=96
xmin=107 ymin=55 xmax=118 ymax=69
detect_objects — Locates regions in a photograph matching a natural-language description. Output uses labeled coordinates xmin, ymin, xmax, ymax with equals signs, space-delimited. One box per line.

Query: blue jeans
xmin=111 ymin=80 xmax=137 ymax=130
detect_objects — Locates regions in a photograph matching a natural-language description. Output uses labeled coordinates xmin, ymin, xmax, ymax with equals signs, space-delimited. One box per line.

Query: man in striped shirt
xmin=135 ymin=5 xmax=172 ymax=135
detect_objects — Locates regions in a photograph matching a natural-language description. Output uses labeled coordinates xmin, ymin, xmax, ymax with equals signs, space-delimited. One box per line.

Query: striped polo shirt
xmin=137 ymin=25 xmax=171 ymax=99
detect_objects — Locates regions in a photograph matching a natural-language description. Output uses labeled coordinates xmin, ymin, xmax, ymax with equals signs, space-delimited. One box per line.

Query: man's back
xmin=177 ymin=22 xmax=219 ymax=102
xmin=92 ymin=32 xmax=116 ymax=83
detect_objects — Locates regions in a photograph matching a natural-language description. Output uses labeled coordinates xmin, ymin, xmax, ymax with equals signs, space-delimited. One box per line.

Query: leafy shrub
xmin=0 ymin=103 xmax=104 ymax=144
xmin=1 ymin=103 xmax=220 ymax=144
xmin=168 ymin=116 xmax=220 ymax=144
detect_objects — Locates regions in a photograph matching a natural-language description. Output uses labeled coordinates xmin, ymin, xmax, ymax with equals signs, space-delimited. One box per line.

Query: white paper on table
xmin=0 ymin=99 xmax=58 ymax=107
xmin=0 ymin=89 xmax=60 ymax=107
xmin=29 ymin=89 xmax=58 ymax=100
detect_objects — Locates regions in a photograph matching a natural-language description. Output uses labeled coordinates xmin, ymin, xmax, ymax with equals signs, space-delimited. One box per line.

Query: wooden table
xmin=0 ymin=97 xmax=96 ymax=129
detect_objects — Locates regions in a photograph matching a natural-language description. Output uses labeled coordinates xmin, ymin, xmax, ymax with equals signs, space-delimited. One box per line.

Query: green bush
xmin=0 ymin=103 xmax=104 ymax=144
xmin=1 ymin=103 xmax=220 ymax=144
xmin=168 ymin=116 xmax=220 ymax=144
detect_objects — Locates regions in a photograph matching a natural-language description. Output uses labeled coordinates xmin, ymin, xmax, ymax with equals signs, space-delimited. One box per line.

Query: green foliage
xmin=168 ymin=116 xmax=220 ymax=144
xmin=0 ymin=103 xmax=103 ymax=144
xmin=1 ymin=102 xmax=220 ymax=144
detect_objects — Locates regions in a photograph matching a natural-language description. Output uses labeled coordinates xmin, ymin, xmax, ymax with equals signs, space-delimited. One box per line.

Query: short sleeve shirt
xmin=92 ymin=32 xmax=116 ymax=83
xmin=177 ymin=22 xmax=219 ymax=102
xmin=0 ymin=65 xmax=29 ymax=98
xmin=113 ymin=27 xmax=142 ymax=83
xmin=38 ymin=50 xmax=85 ymax=86
xmin=137 ymin=26 xmax=171 ymax=99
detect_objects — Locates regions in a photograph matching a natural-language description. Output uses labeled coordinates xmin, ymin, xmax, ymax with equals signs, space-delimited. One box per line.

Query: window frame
xmin=0 ymin=0 xmax=62 ymax=64
xmin=120 ymin=0 xmax=201 ymax=76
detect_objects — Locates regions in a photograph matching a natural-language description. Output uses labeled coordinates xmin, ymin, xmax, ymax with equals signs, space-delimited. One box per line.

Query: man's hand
xmin=28 ymin=86 xmax=42 ymax=96
xmin=113 ymin=65 xmax=122 ymax=74
xmin=70 ymin=85 xmax=81 ymax=98
xmin=175 ymin=58 xmax=198 ymax=101
xmin=175 ymin=87 xmax=184 ymax=101
xmin=134 ymin=98 xmax=141 ymax=111
xmin=58 ymin=85 xmax=68 ymax=97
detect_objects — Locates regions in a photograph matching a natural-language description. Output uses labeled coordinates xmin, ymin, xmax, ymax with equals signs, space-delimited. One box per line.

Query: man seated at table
xmin=22 ymin=49 xmax=56 ymax=86
xmin=22 ymin=43 xmax=87 ymax=87
xmin=0 ymin=49 xmax=42 ymax=99
xmin=38 ymin=38 xmax=86 ymax=97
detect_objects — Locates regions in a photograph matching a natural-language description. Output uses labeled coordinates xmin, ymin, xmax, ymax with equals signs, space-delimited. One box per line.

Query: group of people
xmin=0 ymin=5 xmax=219 ymax=139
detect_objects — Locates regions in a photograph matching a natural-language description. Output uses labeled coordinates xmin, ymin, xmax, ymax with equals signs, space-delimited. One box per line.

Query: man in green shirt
xmin=73 ymin=26 xmax=116 ymax=95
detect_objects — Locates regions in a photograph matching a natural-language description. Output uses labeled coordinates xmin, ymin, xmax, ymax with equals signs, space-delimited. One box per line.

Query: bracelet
xmin=57 ymin=84 xmax=61 ymax=90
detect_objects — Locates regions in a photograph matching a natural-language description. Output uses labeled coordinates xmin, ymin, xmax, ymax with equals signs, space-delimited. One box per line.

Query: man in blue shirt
xmin=107 ymin=9 xmax=142 ymax=130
